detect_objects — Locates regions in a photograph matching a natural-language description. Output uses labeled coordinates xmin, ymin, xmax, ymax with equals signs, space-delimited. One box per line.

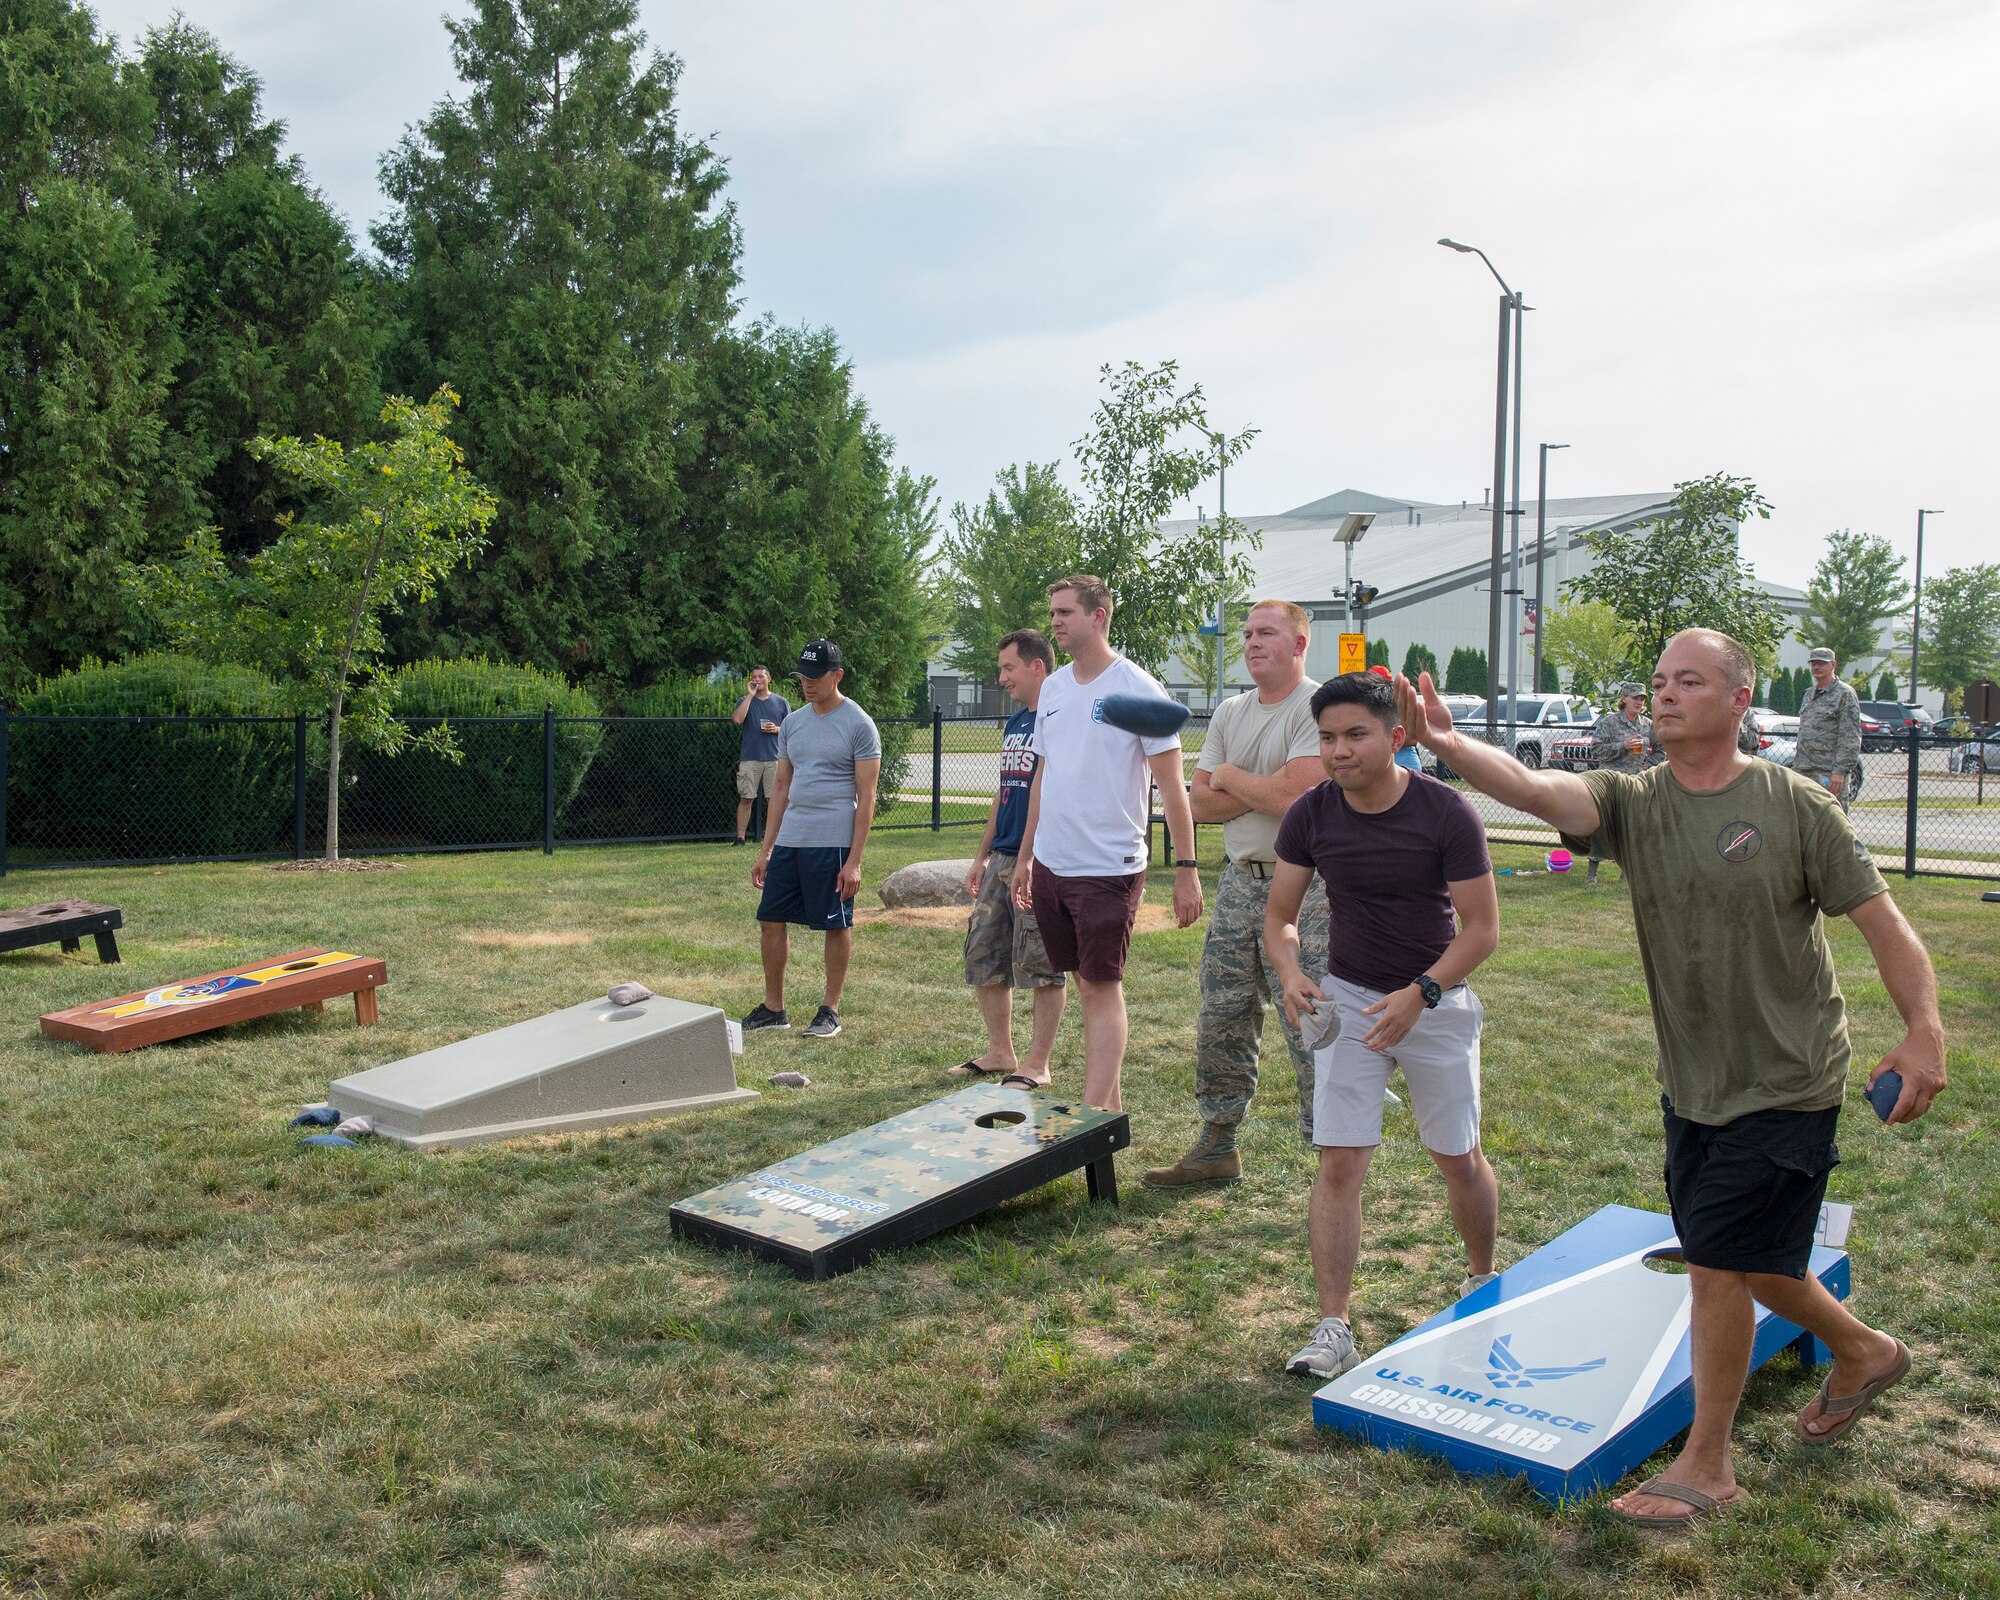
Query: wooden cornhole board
xmin=1 ymin=900 xmax=122 ymax=963
xmin=1311 ymin=1205 xmax=1849 ymax=1502
xmin=670 ymin=1081 xmax=1129 ymax=1281
xmin=329 ymin=993 xmax=757 ymax=1151
xmin=40 ymin=949 xmax=385 ymax=1053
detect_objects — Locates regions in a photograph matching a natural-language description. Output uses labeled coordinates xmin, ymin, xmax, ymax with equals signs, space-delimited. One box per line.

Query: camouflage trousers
xmin=1194 ymin=862 xmax=1331 ymax=1140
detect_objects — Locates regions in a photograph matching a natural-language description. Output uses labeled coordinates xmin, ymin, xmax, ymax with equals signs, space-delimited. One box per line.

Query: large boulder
xmin=878 ymin=859 xmax=977 ymax=909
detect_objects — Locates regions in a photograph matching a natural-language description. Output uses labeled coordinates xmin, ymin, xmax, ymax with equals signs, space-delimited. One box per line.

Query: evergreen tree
xmin=1752 ymin=676 xmax=1766 ymax=709
xmin=378 ymin=0 xmax=739 ymax=689
xmin=1401 ymin=642 xmax=1438 ymax=683
xmin=1444 ymin=647 xmax=1488 ymax=695
xmin=0 ymin=0 xmax=182 ymax=688
xmin=1365 ymin=637 xmax=1390 ymax=669
xmin=1876 ymin=671 xmax=1898 ymax=700
xmin=134 ymin=19 xmax=385 ymax=558
xmin=664 ymin=321 xmax=928 ymax=714
xmin=1539 ymin=656 xmax=1559 ymax=692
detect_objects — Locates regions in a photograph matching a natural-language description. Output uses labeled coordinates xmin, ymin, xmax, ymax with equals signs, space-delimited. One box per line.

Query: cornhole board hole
xmin=670 ymin=1081 xmax=1129 ymax=1281
xmin=41 ymin=949 xmax=384 ymax=1053
xmin=1311 ymin=1204 xmax=1849 ymax=1502
xmin=1 ymin=900 xmax=123 ymax=963
xmin=329 ymin=993 xmax=755 ymax=1151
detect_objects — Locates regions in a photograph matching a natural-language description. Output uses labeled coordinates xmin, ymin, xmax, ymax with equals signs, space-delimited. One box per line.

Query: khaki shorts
xmin=1313 ymin=973 xmax=1484 ymax=1156
xmin=736 ymin=759 xmax=778 ymax=800
xmin=963 ymin=854 xmax=1062 ymax=989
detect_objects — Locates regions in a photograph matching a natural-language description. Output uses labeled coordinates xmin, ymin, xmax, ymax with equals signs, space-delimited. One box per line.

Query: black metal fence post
xmin=931 ymin=708 xmax=943 ymax=831
xmin=543 ymin=705 xmax=556 ymax=855
xmin=292 ymin=712 xmax=308 ymax=860
xmin=1904 ymin=723 xmax=1919 ymax=879
xmin=0 ymin=701 xmax=9 ymax=879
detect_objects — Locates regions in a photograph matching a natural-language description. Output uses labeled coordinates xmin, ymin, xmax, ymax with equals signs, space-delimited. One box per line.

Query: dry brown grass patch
xmin=458 ymin=929 xmax=594 ymax=949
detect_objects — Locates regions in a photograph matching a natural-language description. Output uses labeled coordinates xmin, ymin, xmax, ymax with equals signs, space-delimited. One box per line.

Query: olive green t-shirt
xmin=1561 ymin=760 xmax=1886 ymax=1125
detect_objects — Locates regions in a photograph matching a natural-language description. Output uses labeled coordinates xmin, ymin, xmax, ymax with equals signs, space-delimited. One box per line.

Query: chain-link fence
xmin=2 ymin=706 xmax=1993 ymax=881
xmin=1437 ymin=720 xmax=2000 ymax=880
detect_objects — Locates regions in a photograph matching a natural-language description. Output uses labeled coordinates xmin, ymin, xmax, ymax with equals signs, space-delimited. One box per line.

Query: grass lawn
xmin=2 ymin=835 xmax=1995 ymax=1598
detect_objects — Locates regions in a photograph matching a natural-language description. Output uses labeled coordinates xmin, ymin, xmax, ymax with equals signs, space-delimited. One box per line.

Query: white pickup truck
xmin=1437 ymin=694 xmax=1600 ymax=774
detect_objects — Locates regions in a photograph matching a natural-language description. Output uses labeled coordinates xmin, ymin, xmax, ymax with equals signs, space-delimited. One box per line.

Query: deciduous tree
xmin=1541 ymin=600 xmax=1634 ymax=702
xmin=134 ymin=389 xmax=496 ymax=857
xmin=1900 ymin=565 xmax=2000 ymax=713
xmin=1068 ymin=360 xmax=1259 ymax=675
xmin=1794 ymin=529 xmax=1908 ymax=669
xmin=1563 ymin=473 xmax=1784 ymax=666
xmin=938 ymin=462 xmax=1080 ymax=678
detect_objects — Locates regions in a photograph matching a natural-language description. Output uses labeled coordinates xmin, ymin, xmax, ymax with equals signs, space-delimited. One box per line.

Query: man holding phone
xmin=731 ymin=666 xmax=791 ymax=845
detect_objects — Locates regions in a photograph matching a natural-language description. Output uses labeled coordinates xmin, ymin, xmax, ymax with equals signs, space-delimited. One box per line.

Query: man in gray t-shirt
xmin=745 ymin=640 xmax=882 ymax=1040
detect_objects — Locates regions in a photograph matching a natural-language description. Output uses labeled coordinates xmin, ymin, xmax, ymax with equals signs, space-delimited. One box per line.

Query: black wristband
xmin=1174 ymin=858 xmax=1199 ymax=869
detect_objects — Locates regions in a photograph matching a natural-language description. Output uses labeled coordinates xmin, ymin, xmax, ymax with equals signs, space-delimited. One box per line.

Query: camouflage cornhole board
xmin=670 ymin=1081 xmax=1129 ymax=1280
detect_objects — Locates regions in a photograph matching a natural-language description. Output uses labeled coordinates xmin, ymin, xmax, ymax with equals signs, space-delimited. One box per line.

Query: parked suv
xmin=1857 ymin=701 xmax=1933 ymax=751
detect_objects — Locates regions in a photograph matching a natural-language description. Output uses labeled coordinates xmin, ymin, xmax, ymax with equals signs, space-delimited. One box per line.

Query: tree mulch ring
xmin=268 ymin=858 xmax=403 ymax=873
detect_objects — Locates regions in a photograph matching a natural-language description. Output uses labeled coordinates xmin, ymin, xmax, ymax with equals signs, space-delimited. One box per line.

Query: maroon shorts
xmin=1031 ymin=863 xmax=1146 ymax=982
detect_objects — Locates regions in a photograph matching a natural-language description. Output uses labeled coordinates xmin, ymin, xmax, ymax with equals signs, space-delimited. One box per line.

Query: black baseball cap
xmin=793 ymin=639 xmax=844 ymax=678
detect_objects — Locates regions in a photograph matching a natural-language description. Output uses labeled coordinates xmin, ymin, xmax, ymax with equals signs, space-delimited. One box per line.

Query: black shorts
xmin=757 ymin=846 xmax=852 ymax=930
xmin=1661 ymin=1097 xmax=1840 ymax=1278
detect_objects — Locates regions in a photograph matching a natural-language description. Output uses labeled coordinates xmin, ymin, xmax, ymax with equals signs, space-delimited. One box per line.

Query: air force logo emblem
xmin=1484 ymin=1334 xmax=1608 ymax=1391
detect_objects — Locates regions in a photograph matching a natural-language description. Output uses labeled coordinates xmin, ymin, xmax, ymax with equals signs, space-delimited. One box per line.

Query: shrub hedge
xmin=7 ymin=655 xmax=299 ymax=860
xmin=342 ymin=660 xmax=604 ymax=847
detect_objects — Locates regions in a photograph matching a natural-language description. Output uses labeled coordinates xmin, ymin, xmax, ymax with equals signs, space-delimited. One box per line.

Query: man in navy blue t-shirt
xmin=1263 ymin=671 xmax=1501 ymax=1381
xmin=951 ymin=630 xmax=1068 ymax=1086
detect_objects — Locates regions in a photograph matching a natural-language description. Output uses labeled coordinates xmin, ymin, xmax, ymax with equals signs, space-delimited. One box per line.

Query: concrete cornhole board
xmin=41 ymin=949 xmax=384 ymax=1052
xmin=330 ymin=992 xmax=755 ymax=1150
xmin=1311 ymin=1204 xmax=1849 ymax=1501
xmin=670 ymin=1081 xmax=1129 ymax=1281
xmin=1 ymin=899 xmax=123 ymax=963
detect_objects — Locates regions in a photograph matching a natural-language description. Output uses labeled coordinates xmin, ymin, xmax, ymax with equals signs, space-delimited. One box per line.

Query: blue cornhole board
xmin=1312 ymin=1204 xmax=1849 ymax=1502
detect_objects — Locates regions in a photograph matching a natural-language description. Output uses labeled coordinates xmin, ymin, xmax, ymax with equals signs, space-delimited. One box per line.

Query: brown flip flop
xmin=1612 ymin=1475 xmax=1750 ymax=1530
xmin=1797 ymin=1339 xmax=1912 ymax=1445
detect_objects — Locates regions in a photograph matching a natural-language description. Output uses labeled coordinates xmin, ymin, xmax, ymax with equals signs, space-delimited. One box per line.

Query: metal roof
xmin=1163 ymin=492 xmax=1681 ymax=608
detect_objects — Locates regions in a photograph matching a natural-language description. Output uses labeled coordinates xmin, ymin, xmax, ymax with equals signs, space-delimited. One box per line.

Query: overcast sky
xmin=90 ymin=0 xmax=1998 ymax=586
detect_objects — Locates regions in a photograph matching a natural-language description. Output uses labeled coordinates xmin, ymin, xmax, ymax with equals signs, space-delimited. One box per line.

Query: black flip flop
xmin=947 ymin=1060 xmax=998 ymax=1078
xmin=1000 ymin=1074 xmax=1048 ymax=1090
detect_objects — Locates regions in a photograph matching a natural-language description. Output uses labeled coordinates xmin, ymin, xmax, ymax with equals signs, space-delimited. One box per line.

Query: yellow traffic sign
xmin=1338 ymin=633 xmax=1368 ymax=675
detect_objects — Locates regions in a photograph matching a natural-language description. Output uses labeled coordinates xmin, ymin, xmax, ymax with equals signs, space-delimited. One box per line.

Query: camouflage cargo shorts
xmin=962 ymin=853 xmax=1063 ymax=989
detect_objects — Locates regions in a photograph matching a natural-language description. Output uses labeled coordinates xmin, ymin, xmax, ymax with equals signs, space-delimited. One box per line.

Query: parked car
xmin=1949 ymin=730 xmax=2000 ymax=774
xmin=1752 ymin=712 xmax=1800 ymax=768
xmin=1857 ymin=700 xmax=1933 ymax=751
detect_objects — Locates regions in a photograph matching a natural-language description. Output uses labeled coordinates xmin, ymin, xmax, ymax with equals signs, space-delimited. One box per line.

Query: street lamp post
xmin=1334 ymin=512 xmax=1375 ymax=638
xmin=1440 ymin=239 xmax=1520 ymax=740
xmin=1202 ymin=428 xmax=1239 ymax=711
xmin=1533 ymin=443 xmax=1569 ymax=694
xmin=1911 ymin=508 xmax=1943 ymax=697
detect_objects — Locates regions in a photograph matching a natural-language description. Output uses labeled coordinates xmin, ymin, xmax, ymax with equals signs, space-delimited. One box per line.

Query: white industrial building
xmin=927 ymin=486 xmax=1838 ymax=714
xmin=1158 ymin=487 xmax=1819 ymax=708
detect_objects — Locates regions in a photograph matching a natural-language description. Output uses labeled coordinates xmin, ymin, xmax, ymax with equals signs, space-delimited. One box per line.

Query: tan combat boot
xmin=1141 ymin=1123 xmax=1243 ymax=1188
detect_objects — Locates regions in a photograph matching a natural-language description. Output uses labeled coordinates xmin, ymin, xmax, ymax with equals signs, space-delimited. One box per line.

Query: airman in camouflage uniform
xmin=1796 ymin=647 xmax=1863 ymax=812
xmin=1586 ymin=685 xmax=1652 ymax=882
xmin=1145 ymin=601 xmax=1329 ymax=1188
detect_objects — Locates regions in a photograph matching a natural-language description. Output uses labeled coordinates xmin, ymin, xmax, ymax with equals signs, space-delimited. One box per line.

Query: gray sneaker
xmin=1286 ymin=1315 xmax=1359 ymax=1378
xmin=1458 ymin=1271 xmax=1501 ymax=1300
xmin=802 ymin=1005 xmax=842 ymax=1039
xmin=741 ymin=1003 xmax=789 ymax=1031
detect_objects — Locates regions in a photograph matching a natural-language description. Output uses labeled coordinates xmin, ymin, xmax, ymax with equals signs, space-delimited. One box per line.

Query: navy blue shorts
xmin=757 ymin=845 xmax=853 ymax=930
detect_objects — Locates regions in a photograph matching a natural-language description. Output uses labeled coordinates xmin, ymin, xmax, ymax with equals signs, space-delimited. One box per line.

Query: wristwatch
xmin=1174 ymin=858 xmax=1199 ymax=869
xmin=1413 ymin=975 xmax=1442 ymax=1009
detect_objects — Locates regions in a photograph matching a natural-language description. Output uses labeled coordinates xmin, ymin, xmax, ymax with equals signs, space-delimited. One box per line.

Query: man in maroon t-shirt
xmin=1264 ymin=671 xmax=1501 ymax=1379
